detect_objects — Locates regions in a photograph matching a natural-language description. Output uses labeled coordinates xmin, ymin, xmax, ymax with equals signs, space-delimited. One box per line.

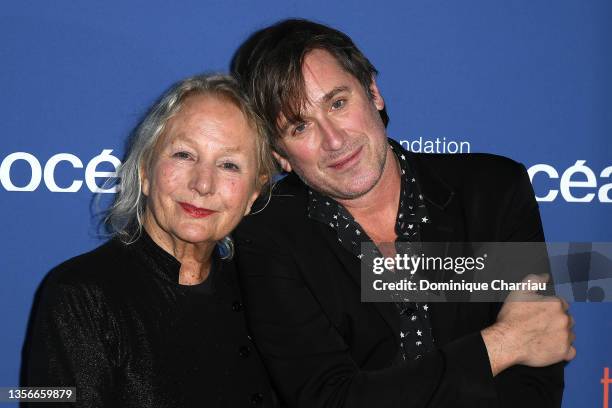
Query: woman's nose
xmin=189 ymin=162 xmax=215 ymax=196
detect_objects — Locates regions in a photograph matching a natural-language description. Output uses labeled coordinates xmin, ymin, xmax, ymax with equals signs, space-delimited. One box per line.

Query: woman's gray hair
xmin=104 ymin=73 xmax=275 ymax=258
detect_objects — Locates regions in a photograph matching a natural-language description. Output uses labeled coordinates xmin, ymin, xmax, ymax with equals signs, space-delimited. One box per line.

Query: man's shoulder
xmin=236 ymin=173 xmax=310 ymax=240
xmin=409 ymin=151 xmax=529 ymax=193
xmin=412 ymin=151 xmax=525 ymax=179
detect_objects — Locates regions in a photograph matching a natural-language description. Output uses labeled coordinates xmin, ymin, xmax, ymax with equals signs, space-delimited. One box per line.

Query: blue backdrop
xmin=1 ymin=1 xmax=610 ymax=407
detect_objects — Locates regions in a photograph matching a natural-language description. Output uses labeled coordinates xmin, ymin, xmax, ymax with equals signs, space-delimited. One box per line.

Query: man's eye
xmin=221 ymin=162 xmax=240 ymax=171
xmin=331 ymin=99 xmax=346 ymax=110
xmin=173 ymin=151 xmax=191 ymax=160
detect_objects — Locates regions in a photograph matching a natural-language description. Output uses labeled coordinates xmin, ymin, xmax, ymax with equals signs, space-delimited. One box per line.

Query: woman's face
xmin=142 ymin=94 xmax=261 ymax=248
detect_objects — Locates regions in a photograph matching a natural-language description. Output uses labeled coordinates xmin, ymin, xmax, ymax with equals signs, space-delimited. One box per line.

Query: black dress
xmin=21 ymin=232 xmax=276 ymax=407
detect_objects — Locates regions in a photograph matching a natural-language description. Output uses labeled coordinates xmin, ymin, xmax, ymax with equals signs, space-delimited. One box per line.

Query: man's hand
xmin=481 ymin=274 xmax=576 ymax=376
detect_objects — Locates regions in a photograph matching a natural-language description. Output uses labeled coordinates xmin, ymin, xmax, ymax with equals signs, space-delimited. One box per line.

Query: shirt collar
xmin=127 ymin=229 xmax=218 ymax=291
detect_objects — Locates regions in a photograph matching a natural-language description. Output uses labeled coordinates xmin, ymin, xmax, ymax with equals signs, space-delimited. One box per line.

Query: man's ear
xmin=272 ymin=151 xmax=292 ymax=173
xmin=369 ymin=76 xmax=385 ymax=111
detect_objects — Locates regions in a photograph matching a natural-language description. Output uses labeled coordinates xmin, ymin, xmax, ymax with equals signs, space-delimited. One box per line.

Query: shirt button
xmin=250 ymin=393 xmax=263 ymax=405
xmin=232 ymin=301 xmax=243 ymax=312
xmin=239 ymin=345 xmax=251 ymax=358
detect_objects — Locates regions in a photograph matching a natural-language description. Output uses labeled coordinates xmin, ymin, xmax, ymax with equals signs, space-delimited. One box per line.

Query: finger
xmin=559 ymin=297 xmax=570 ymax=312
xmin=506 ymin=274 xmax=550 ymax=300
xmin=506 ymin=290 xmax=541 ymax=302
xmin=523 ymin=273 xmax=550 ymax=284
xmin=565 ymin=345 xmax=576 ymax=361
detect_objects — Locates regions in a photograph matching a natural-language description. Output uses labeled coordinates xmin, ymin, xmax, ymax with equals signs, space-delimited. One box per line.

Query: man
xmin=231 ymin=19 xmax=575 ymax=408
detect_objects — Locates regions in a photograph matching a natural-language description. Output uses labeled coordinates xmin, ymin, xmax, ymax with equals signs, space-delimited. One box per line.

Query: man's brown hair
xmin=231 ymin=18 xmax=389 ymax=150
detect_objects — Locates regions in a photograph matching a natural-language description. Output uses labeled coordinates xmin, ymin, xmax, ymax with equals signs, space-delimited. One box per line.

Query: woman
xmin=22 ymin=74 xmax=277 ymax=407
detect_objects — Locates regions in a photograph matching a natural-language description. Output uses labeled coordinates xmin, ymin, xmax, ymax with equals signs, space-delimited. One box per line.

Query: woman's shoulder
xmin=44 ymin=239 xmax=130 ymax=291
xmin=30 ymin=240 xmax=134 ymax=329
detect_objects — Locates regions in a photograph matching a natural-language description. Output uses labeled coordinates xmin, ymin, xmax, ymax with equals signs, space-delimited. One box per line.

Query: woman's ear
xmin=140 ymin=162 xmax=150 ymax=196
xmin=245 ymin=190 xmax=259 ymax=216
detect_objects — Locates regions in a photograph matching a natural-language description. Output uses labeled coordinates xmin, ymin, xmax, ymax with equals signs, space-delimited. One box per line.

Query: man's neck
xmin=336 ymin=147 xmax=401 ymax=243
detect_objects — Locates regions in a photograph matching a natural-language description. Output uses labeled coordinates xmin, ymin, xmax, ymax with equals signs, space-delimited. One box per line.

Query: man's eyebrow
xmin=277 ymin=86 xmax=351 ymax=134
xmin=321 ymin=86 xmax=350 ymax=103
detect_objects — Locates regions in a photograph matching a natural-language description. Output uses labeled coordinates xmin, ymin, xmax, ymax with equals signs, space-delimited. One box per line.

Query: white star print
xmin=355 ymin=229 xmax=361 ymax=235
xmin=417 ymin=330 xmax=422 ymax=336
xmin=416 ymin=341 xmax=422 ymax=346
xmin=421 ymin=216 xmax=428 ymax=223
xmin=411 ymin=315 xmax=417 ymax=321
xmin=423 ymin=304 xmax=428 ymax=311
xmin=418 ymin=194 xmax=423 ymax=200
xmin=400 ymin=332 xmax=406 ymax=338
xmin=408 ymin=224 xmax=414 ymax=229
xmin=411 ymin=178 xmax=416 ymax=182
xmin=400 ymin=154 xmax=406 ymax=160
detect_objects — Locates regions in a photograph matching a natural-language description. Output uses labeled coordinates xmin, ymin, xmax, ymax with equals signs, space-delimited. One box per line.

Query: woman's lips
xmin=179 ymin=202 xmax=217 ymax=218
xmin=328 ymin=146 xmax=363 ymax=171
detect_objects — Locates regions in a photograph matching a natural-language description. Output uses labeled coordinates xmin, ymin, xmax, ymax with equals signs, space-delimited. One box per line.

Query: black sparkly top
xmin=22 ymin=232 xmax=276 ymax=407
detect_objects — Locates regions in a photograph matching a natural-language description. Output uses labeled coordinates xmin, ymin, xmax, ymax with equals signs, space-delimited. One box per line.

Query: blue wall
xmin=1 ymin=1 xmax=610 ymax=406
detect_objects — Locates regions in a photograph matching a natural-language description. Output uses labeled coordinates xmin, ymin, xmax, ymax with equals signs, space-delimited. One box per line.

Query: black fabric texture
xmin=21 ymin=231 xmax=276 ymax=408
xmin=234 ymin=141 xmax=564 ymax=408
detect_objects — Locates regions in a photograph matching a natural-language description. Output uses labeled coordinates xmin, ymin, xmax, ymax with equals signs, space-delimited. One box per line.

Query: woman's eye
xmin=221 ymin=162 xmax=240 ymax=171
xmin=331 ymin=99 xmax=346 ymax=110
xmin=173 ymin=151 xmax=191 ymax=160
xmin=292 ymin=123 xmax=307 ymax=135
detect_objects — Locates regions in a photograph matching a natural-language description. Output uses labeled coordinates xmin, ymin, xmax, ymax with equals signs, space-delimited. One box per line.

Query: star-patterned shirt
xmin=307 ymin=138 xmax=435 ymax=362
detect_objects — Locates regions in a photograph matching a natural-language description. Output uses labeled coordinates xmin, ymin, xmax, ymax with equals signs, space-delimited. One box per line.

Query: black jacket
xmin=233 ymin=151 xmax=564 ymax=408
xmin=22 ymin=232 xmax=276 ymax=408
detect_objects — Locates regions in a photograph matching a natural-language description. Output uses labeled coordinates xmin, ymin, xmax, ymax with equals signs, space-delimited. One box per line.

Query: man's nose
xmin=319 ymin=117 xmax=345 ymax=151
xmin=189 ymin=162 xmax=215 ymax=196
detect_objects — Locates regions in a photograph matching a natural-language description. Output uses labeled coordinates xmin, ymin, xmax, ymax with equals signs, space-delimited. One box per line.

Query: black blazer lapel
xmin=315 ymin=221 xmax=400 ymax=347
xmin=413 ymin=154 xmax=468 ymax=347
xmin=420 ymin=203 xmax=463 ymax=347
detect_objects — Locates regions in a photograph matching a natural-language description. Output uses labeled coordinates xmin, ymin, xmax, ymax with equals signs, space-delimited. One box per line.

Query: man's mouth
xmin=327 ymin=146 xmax=363 ymax=171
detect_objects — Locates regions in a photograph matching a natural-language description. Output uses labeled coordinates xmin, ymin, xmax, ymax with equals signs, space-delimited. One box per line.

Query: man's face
xmin=274 ymin=49 xmax=388 ymax=200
